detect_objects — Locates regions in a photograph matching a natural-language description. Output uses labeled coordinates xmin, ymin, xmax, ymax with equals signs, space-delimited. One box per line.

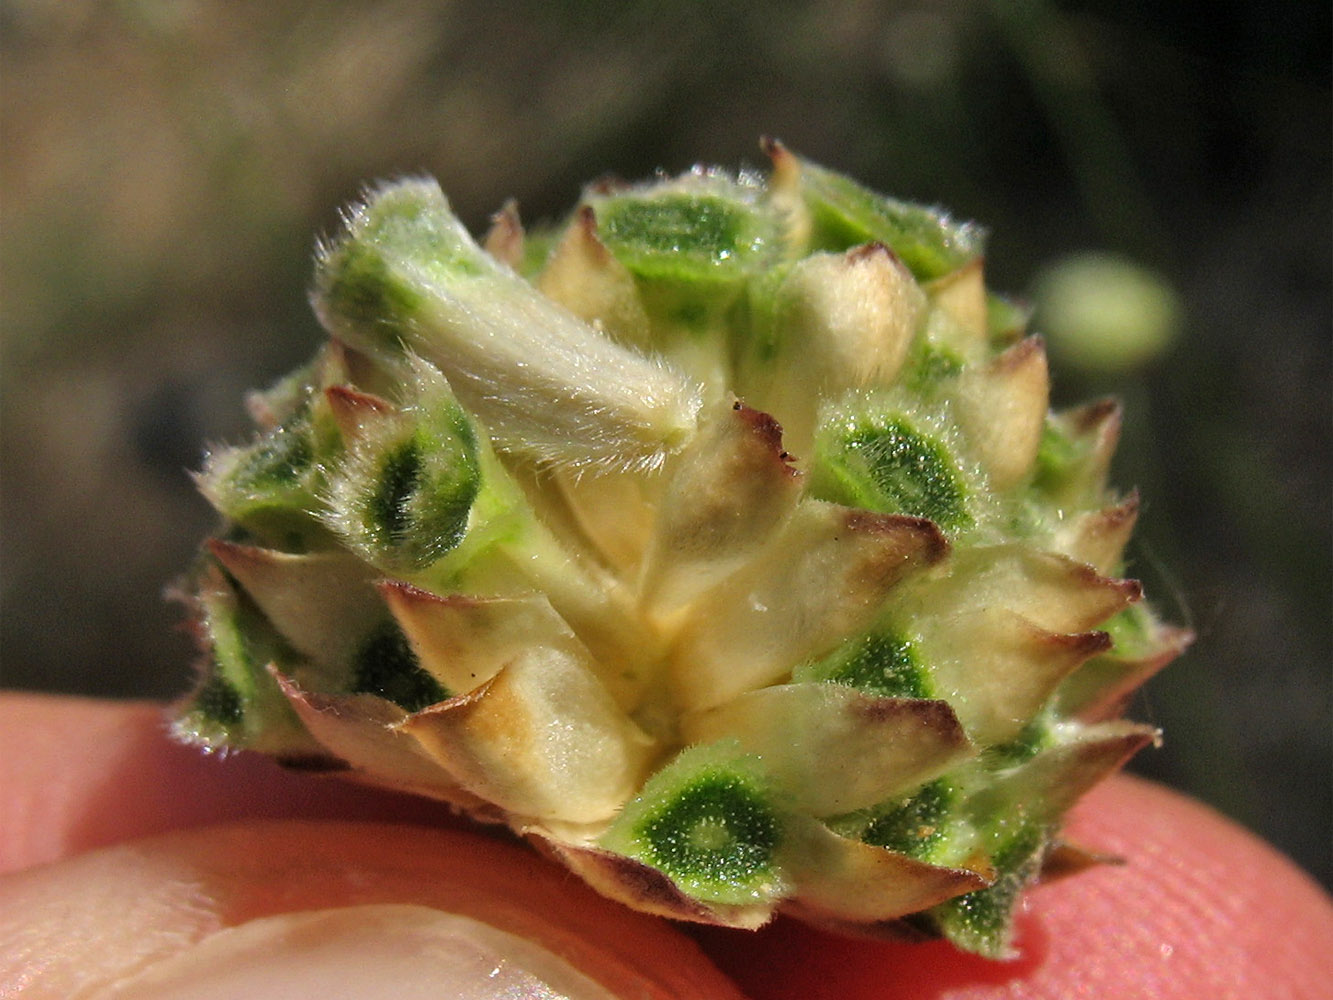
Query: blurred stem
xmin=989 ymin=0 xmax=1171 ymax=263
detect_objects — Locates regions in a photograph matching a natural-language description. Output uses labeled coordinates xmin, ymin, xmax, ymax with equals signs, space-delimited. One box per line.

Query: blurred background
xmin=2 ymin=0 xmax=1328 ymax=887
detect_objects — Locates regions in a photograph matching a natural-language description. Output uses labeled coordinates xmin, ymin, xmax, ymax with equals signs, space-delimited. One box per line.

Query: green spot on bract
xmin=601 ymin=195 xmax=741 ymax=263
xmin=317 ymin=182 xmax=488 ymax=354
xmin=1032 ymin=421 xmax=1079 ymax=494
xmin=811 ymin=414 xmax=971 ymax=530
xmin=372 ymin=441 xmax=423 ymax=543
xmin=321 ymin=241 xmax=419 ymax=346
xmin=934 ymin=879 xmax=1014 ymax=948
xmin=183 ymin=571 xmax=314 ymax=751
xmin=797 ymin=628 xmax=931 ymax=698
xmin=205 ymin=415 xmax=333 ymax=549
xmin=232 ymin=423 xmax=313 ymax=491
xmin=1102 ymin=603 xmax=1153 ymax=656
xmin=986 ymin=292 xmax=1030 ymax=343
xmin=862 ymin=780 xmax=953 ymax=858
xmin=638 ymin=772 xmax=779 ymax=889
xmin=670 ymin=297 xmax=709 ymax=330
xmin=194 ymin=674 xmax=244 ymax=725
xmin=988 ymin=715 xmax=1052 ymax=765
xmin=222 ymin=418 xmax=318 ymax=504
xmin=351 ymin=621 xmax=447 ymax=712
xmin=907 ymin=345 xmax=965 ymax=390
xmin=343 ymin=398 xmax=482 ymax=572
xmin=595 ymin=191 xmax=769 ymax=286
xmin=797 ymin=159 xmax=984 ymax=281
xmin=928 ymin=823 xmax=1044 ymax=957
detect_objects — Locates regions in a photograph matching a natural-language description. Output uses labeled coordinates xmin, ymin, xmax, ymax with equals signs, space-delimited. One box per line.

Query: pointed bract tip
xmin=842 ymin=510 xmax=952 ymax=567
xmin=847 ymin=240 xmax=906 ymax=272
xmin=481 ymin=198 xmax=525 ymax=269
xmin=1042 ymin=627 xmax=1116 ymax=658
xmin=995 ymin=333 xmax=1046 ymax=370
xmin=762 ymin=135 xmax=800 ymax=186
xmin=1073 ymin=397 xmax=1123 ymax=435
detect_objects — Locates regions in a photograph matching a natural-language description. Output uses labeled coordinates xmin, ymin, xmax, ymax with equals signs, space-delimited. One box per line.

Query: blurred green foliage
xmin=1 ymin=0 xmax=1328 ymax=885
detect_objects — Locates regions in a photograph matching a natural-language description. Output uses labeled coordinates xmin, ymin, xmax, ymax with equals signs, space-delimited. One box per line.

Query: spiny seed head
xmin=174 ymin=140 xmax=1188 ymax=957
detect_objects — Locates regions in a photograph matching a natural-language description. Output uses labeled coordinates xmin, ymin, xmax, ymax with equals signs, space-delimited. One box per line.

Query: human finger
xmin=692 ymin=774 xmax=1333 ymax=999
xmin=0 ymin=818 xmax=745 ymax=999
xmin=0 ymin=693 xmax=466 ymax=874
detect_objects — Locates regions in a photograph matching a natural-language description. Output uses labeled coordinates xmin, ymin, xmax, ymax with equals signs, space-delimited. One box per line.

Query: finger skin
xmin=4 ymin=693 xmax=1332 ymax=1000
xmin=0 ymin=693 xmax=743 ymax=996
xmin=0 ymin=693 xmax=469 ymax=875
xmin=692 ymin=774 xmax=1333 ymax=1000
xmin=0 ymin=820 xmax=746 ymax=1000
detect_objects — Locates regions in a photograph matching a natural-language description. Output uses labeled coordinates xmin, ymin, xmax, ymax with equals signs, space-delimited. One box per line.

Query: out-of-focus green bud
xmin=1031 ymin=252 xmax=1183 ymax=374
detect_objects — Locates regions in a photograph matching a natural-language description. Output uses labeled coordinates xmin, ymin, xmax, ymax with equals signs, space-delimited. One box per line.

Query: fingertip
xmin=1 ymin=820 xmax=747 ymax=1000
xmin=0 ymin=694 xmax=467 ymax=874
xmin=7 ymin=697 xmax=1328 ymax=998
xmin=694 ymin=775 xmax=1333 ymax=1000
xmin=1036 ymin=774 xmax=1333 ymax=1000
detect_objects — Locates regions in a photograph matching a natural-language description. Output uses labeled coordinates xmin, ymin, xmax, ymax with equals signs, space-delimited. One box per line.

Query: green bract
xmin=176 ymin=140 xmax=1188 ymax=957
